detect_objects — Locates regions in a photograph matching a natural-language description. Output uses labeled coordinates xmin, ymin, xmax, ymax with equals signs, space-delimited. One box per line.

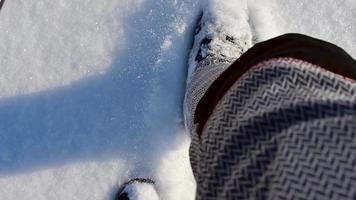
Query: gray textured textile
xmin=184 ymin=57 xmax=231 ymax=134
xmin=184 ymin=57 xmax=356 ymax=200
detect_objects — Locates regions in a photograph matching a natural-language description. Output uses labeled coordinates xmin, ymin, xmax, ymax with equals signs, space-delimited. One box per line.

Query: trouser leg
xmin=184 ymin=34 xmax=356 ymax=200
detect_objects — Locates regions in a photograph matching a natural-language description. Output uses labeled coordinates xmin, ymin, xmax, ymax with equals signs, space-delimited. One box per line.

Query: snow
xmin=0 ymin=0 xmax=355 ymax=199
xmin=0 ymin=0 xmax=199 ymax=199
xmin=249 ymin=0 xmax=356 ymax=55
xmin=121 ymin=181 xmax=159 ymax=200
xmin=187 ymin=0 xmax=253 ymax=82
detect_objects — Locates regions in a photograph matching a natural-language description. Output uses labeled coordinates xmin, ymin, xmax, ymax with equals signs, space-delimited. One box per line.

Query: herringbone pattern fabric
xmin=186 ymin=58 xmax=356 ymax=200
xmin=184 ymin=57 xmax=230 ymax=136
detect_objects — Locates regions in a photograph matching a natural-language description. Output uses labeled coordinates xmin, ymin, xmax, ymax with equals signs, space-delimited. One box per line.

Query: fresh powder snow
xmin=0 ymin=0 xmax=355 ymax=199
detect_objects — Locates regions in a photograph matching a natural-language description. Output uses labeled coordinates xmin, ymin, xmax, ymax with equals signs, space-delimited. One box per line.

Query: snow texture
xmin=122 ymin=182 xmax=159 ymax=200
xmin=0 ymin=0 xmax=355 ymax=199
xmin=187 ymin=0 xmax=252 ymax=82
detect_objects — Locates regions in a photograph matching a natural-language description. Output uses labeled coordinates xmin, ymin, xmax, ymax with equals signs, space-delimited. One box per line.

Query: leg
xmin=185 ymin=19 xmax=356 ymax=200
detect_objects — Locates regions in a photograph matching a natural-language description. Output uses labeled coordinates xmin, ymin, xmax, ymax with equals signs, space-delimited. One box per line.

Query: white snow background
xmin=0 ymin=0 xmax=355 ymax=199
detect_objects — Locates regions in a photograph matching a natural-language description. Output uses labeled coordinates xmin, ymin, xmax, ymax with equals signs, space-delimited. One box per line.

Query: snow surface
xmin=121 ymin=181 xmax=159 ymax=200
xmin=187 ymin=0 xmax=253 ymax=82
xmin=0 ymin=0 xmax=355 ymax=199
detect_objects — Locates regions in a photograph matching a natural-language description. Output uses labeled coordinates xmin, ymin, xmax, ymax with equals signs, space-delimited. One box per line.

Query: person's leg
xmin=185 ymin=27 xmax=356 ymax=200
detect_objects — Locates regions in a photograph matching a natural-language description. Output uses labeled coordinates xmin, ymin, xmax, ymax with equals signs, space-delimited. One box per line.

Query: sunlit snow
xmin=0 ymin=0 xmax=355 ymax=199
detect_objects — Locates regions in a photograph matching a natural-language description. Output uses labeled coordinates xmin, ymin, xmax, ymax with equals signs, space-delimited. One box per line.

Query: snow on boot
xmin=187 ymin=0 xmax=252 ymax=83
xmin=115 ymin=178 xmax=159 ymax=200
xmin=183 ymin=0 xmax=253 ymax=134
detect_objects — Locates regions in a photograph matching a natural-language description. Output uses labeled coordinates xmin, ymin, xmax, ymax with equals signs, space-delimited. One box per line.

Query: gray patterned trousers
xmin=184 ymin=34 xmax=356 ymax=200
